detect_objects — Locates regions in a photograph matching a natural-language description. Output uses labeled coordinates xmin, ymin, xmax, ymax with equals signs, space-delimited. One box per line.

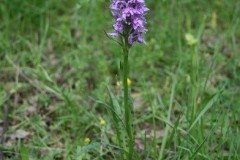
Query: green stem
xmin=191 ymin=47 xmax=199 ymax=123
xmin=122 ymin=41 xmax=134 ymax=160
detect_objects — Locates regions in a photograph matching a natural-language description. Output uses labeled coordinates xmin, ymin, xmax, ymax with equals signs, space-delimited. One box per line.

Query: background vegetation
xmin=0 ymin=0 xmax=240 ymax=159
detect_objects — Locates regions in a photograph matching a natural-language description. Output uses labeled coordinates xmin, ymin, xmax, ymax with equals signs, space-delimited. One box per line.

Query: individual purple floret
xmin=110 ymin=0 xmax=149 ymax=45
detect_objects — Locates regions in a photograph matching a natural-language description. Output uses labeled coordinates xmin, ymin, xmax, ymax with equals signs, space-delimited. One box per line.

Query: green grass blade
xmin=19 ymin=143 xmax=29 ymax=160
xmin=158 ymin=76 xmax=177 ymax=160
xmin=188 ymin=92 xmax=221 ymax=132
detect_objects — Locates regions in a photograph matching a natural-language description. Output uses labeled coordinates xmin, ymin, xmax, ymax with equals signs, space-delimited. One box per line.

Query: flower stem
xmin=122 ymin=41 xmax=134 ymax=160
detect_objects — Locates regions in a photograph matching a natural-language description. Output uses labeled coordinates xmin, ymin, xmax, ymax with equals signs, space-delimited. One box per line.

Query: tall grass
xmin=0 ymin=0 xmax=239 ymax=159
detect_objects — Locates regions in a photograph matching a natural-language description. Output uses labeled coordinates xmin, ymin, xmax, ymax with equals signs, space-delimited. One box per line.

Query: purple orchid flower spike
xmin=109 ymin=0 xmax=149 ymax=45
xmin=107 ymin=1 xmax=149 ymax=159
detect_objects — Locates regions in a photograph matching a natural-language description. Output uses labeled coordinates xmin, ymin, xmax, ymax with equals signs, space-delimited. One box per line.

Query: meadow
xmin=0 ymin=0 xmax=240 ymax=159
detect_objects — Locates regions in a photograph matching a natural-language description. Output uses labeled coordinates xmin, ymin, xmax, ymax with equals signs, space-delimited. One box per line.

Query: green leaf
xmin=19 ymin=143 xmax=29 ymax=160
xmin=188 ymin=92 xmax=221 ymax=132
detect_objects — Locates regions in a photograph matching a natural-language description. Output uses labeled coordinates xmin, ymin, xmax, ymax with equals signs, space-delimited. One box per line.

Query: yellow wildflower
xmin=211 ymin=11 xmax=217 ymax=29
xmin=185 ymin=33 xmax=197 ymax=46
xmin=116 ymin=81 xmax=121 ymax=87
xmin=116 ymin=78 xmax=131 ymax=86
xmin=127 ymin=78 xmax=132 ymax=86
xmin=84 ymin=137 xmax=90 ymax=144
xmin=100 ymin=119 xmax=106 ymax=126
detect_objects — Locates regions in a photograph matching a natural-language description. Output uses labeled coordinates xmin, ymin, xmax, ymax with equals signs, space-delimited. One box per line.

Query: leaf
xmin=40 ymin=66 xmax=53 ymax=83
xmin=107 ymin=87 xmax=122 ymax=120
xmin=20 ymin=143 xmax=29 ymax=160
xmin=188 ymin=92 xmax=220 ymax=132
xmin=106 ymin=87 xmax=126 ymax=156
xmin=159 ymin=76 xmax=177 ymax=160
xmin=76 ymin=142 xmax=100 ymax=158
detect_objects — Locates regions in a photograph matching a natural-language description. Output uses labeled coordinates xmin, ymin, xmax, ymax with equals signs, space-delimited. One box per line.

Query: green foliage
xmin=0 ymin=0 xmax=240 ymax=159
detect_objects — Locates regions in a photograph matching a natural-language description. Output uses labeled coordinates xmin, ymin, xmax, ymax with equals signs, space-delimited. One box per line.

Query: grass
xmin=0 ymin=0 xmax=240 ymax=159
